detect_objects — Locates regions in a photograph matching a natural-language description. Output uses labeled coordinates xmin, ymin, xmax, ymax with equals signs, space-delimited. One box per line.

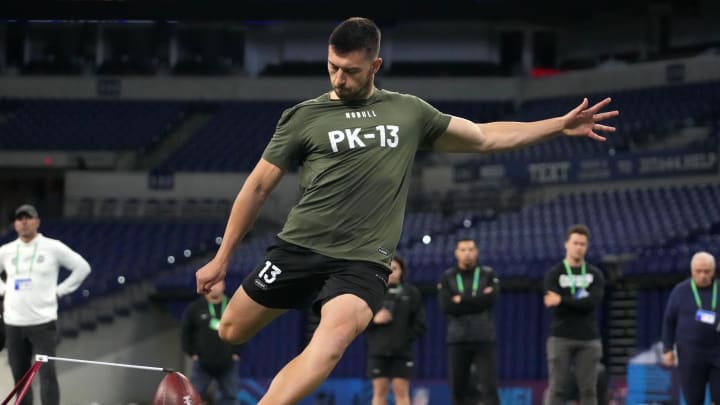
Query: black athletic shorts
xmin=367 ymin=355 xmax=415 ymax=379
xmin=241 ymin=239 xmax=390 ymax=314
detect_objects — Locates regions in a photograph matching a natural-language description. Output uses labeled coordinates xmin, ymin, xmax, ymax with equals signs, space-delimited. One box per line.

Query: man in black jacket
xmin=543 ymin=224 xmax=604 ymax=405
xmin=181 ymin=280 xmax=243 ymax=404
xmin=438 ymin=239 xmax=500 ymax=405
xmin=366 ymin=255 xmax=427 ymax=405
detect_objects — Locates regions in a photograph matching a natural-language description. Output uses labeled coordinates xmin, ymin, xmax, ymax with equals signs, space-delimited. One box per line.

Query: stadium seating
xmin=399 ymin=183 xmax=720 ymax=281
xmin=0 ymin=99 xmax=187 ymax=150
xmin=457 ymin=80 xmax=720 ymax=165
xmin=146 ymin=181 xmax=719 ymax=280
xmin=0 ymin=220 xmax=225 ymax=309
xmin=157 ymin=101 xmax=289 ymax=172
xmin=2 ymin=81 xmax=717 ymax=170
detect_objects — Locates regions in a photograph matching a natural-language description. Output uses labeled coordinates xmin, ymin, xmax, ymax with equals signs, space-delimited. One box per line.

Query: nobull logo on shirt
xmin=328 ymin=125 xmax=400 ymax=152
xmin=559 ymin=273 xmax=594 ymax=288
xmin=345 ymin=110 xmax=377 ymax=119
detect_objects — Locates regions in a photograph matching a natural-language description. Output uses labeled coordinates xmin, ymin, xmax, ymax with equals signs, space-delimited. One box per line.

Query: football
xmin=152 ymin=371 xmax=202 ymax=405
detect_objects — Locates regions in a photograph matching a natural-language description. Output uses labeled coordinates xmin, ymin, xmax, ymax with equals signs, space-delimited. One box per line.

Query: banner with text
xmin=454 ymin=150 xmax=719 ymax=185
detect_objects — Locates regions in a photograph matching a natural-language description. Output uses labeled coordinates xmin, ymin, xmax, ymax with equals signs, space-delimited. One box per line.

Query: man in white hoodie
xmin=0 ymin=204 xmax=91 ymax=405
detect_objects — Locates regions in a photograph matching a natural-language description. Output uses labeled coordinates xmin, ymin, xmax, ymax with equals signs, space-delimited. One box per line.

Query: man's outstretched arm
xmin=196 ymin=158 xmax=284 ymax=293
xmin=433 ymin=97 xmax=619 ymax=153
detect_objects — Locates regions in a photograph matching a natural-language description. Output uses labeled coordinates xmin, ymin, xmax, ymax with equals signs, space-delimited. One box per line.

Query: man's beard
xmin=334 ymin=78 xmax=372 ymax=101
xmin=335 ymin=86 xmax=366 ymax=101
xmin=461 ymin=261 xmax=476 ymax=268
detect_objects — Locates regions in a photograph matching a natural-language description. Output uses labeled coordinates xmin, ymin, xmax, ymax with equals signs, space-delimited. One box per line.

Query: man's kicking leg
xmin=258 ymin=293 xmax=373 ymax=405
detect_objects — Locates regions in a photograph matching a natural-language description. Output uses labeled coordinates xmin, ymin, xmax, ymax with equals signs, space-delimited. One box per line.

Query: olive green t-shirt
xmin=262 ymin=89 xmax=451 ymax=266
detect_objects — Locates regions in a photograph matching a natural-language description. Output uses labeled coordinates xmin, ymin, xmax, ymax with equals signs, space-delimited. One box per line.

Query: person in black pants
xmin=662 ymin=251 xmax=719 ymax=405
xmin=365 ymin=255 xmax=426 ymax=405
xmin=438 ymin=238 xmax=500 ymax=405
xmin=543 ymin=224 xmax=605 ymax=405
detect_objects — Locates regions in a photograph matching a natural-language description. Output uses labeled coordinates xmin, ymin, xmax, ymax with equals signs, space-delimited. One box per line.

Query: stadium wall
xmin=0 ymin=54 xmax=718 ymax=101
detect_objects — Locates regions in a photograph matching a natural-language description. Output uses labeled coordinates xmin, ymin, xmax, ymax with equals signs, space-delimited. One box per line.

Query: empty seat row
xmin=74 ymin=197 xmax=233 ymax=219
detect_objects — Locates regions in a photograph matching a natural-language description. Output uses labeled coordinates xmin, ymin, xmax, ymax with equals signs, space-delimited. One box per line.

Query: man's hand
xmin=196 ymin=258 xmax=228 ymax=294
xmin=662 ymin=351 xmax=676 ymax=367
xmin=544 ymin=291 xmax=562 ymax=307
xmin=191 ymin=355 xmax=199 ymax=361
xmin=373 ymin=308 xmax=393 ymax=324
xmin=483 ymin=286 xmax=493 ymax=294
xmin=452 ymin=295 xmax=462 ymax=304
xmin=232 ymin=354 xmax=240 ymax=362
xmin=561 ymin=97 xmax=619 ymax=141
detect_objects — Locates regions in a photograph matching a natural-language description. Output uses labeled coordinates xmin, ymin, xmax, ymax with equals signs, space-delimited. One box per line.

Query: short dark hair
xmin=392 ymin=254 xmax=407 ymax=281
xmin=329 ymin=17 xmax=381 ymax=58
xmin=566 ymin=224 xmax=590 ymax=241
xmin=455 ymin=238 xmax=476 ymax=248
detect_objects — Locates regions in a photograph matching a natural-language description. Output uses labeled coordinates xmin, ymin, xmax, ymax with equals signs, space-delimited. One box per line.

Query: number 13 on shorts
xmin=258 ymin=260 xmax=282 ymax=284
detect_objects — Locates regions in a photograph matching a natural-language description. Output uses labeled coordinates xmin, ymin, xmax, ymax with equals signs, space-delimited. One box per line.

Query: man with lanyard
xmin=0 ymin=204 xmax=91 ymax=405
xmin=438 ymin=238 xmax=500 ymax=405
xmin=543 ymin=224 xmax=605 ymax=405
xmin=181 ymin=279 xmax=243 ymax=405
xmin=662 ymin=251 xmax=720 ymax=404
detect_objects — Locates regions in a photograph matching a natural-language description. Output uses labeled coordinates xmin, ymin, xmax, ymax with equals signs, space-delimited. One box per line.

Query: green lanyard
xmin=14 ymin=242 xmax=38 ymax=275
xmin=690 ymin=279 xmax=717 ymax=311
xmin=208 ymin=296 xmax=227 ymax=320
xmin=456 ymin=267 xmax=480 ymax=297
xmin=562 ymin=260 xmax=587 ymax=296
